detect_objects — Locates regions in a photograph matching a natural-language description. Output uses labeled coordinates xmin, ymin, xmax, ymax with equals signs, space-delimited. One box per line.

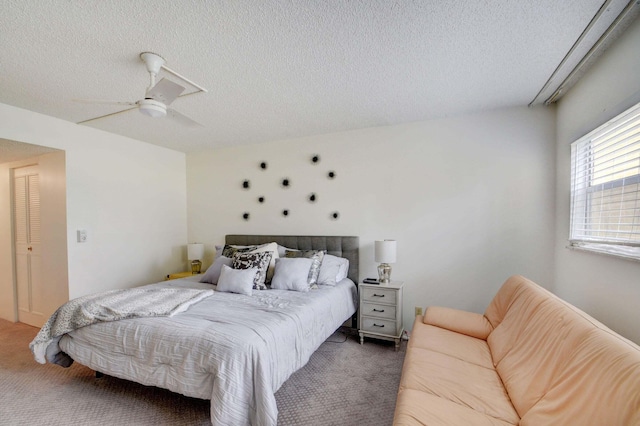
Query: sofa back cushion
xmin=485 ymin=275 xmax=640 ymax=422
xmin=520 ymin=327 xmax=640 ymax=425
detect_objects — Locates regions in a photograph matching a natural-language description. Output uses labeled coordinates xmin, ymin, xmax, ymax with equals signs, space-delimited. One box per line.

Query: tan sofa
xmin=393 ymin=275 xmax=640 ymax=425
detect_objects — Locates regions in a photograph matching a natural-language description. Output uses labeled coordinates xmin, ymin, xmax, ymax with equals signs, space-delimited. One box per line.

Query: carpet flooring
xmin=0 ymin=319 xmax=405 ymax=425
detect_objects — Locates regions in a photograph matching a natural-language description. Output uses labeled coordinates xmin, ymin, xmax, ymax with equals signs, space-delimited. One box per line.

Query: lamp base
xmin=377 ymin=263 xmax=392 ymax=284
xmin=191 ymin=260 xmax=202 ymax=274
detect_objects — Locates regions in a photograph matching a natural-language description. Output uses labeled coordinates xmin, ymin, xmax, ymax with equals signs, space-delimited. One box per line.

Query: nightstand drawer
xmin=361 ymin=302 xmax=396 ymax=320
xmin=361 ymin=317 xmax=397 ymax=335
xmin=361 ymin=287 xmax=397 ymax=304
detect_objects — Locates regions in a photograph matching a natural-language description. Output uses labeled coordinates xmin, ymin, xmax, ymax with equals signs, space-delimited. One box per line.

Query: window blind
xmin=569 ymin=102 xmax=640 ymax=260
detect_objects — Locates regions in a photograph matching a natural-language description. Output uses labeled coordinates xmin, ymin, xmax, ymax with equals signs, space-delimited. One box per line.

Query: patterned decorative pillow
xmin=221 ymin=244 xmax=257 ymax=258
xmin=246 ymin=242 xmax=279 ymax=283
xmin=284 ymin=250 xmax=325 ymax=287
xmin=232 ymin=251 xmax=273 ymax=290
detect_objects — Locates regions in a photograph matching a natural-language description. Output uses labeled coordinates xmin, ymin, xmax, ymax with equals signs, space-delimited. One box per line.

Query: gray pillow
xmin=271 ymin=258 xmax=314 ymax=292
xmin=216 ymin=265 xmax=255 ymax=296
xmin=199 ymin=255 xmax=232 ymax=284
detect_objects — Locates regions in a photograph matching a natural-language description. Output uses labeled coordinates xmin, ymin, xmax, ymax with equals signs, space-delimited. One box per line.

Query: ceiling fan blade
xmin=146 ymin=78 xmax=185 ymax=106
xmin=167 ymin=108 xmax=202 ymax=127
xmin=77 ymin=107 xmax=138 ymax=124
xmin=72 ymin=98 xmax=137 ymax=106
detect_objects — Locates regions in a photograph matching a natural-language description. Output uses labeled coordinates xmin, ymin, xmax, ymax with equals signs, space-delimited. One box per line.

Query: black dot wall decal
xmin=308 ymin=193 xmax=317 ymax=203
xmin=327 ymin=171 xmax=336 ymax=179
xmin=258 ymin=196 xmax=265 ymax=203
xmin=282 ymin=209 xmax=289 ymax=217
xmin=243 ymin=212 xmax=250 ymax=221
xmin=242 ymin=180 xmax=250 ymax=189
xmin=281 ymin=178 xmax=290 ymax=187
xmin=260 ymin=161 xmax=268 ymax=170
xmin=331 ymin=211 xmax=340 ymax=220
xmin=311 ymin=154 xmax=320 ymax=164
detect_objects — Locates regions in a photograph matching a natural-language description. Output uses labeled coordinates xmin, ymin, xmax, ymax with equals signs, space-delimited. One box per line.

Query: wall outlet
xmin=415 ymin=306 xmax=423 ymax=316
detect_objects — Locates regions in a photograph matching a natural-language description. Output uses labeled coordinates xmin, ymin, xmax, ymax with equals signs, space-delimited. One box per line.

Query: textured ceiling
xmin=0 ymin=0 xmax=623 ymax=153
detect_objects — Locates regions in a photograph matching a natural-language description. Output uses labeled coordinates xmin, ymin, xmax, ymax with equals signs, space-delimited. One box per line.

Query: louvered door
xmin=14 ymin=165 xmax=44 ymax=327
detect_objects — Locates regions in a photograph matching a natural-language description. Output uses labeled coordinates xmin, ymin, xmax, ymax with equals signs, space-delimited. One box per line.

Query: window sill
xmin=566 ymin=243 xmax=640 ymax=263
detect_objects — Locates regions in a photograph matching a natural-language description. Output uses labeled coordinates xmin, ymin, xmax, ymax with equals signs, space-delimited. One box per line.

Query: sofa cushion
xmin=520 ymin=322 xmax=640 ymax=425
xmin=400 ymin=318 xmax=519 ymax=424
xmin=411 ymin=317 xmax=494 ymax=370
xmin=398 ymin=346 xmax=520 ymax=424
xmin=486 ymin=276 xmax=596 ymax=417
xmin=424 ymin=306 xmax=493 ymax=339
xmin=394 ymin=390 xmax=516 ymax=426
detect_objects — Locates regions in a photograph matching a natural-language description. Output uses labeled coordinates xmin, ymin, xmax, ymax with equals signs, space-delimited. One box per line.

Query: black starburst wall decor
xmin=240 ymin=154 xmax=340 ymax=221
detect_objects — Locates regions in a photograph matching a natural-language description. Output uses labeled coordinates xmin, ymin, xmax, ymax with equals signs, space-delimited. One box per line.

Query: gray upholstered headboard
xmin=225 ymin=235 xmax=359 ymax=284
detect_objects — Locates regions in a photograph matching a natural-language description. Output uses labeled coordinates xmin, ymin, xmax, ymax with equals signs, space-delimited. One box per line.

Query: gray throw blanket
xmin=30 ymin=287 xmax=214 ymax=366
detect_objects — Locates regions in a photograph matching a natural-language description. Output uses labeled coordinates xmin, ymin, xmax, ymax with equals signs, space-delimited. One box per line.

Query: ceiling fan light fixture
xmin=138 ymin=99 xmax=166 ymax=118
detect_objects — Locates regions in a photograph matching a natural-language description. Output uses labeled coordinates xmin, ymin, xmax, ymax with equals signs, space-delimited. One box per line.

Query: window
xmin=569 ymin=102 xmax=640 ymax=260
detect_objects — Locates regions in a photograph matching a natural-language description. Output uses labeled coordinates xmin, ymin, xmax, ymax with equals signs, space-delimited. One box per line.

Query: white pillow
xmin=216 ymin=264 xmax=256 ymax=296
xmin=317 ymin=254 xmax=343 ymax=286
xmin=336 ymin=258 xmax=349 ymax=282
xmin=270 ymin=258 xmax=314 ymax=292
xmin=199 ymin=255 xmax=232 ymax=284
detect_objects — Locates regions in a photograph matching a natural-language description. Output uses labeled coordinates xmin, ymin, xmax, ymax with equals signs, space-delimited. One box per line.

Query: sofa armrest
xmin=423 ymin=306 xmax=493 ymax=340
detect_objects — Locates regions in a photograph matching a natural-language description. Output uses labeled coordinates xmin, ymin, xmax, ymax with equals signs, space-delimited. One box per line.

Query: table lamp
xmin=188 ymin=243 xmax=205 ymax=274
xmin=375 ymin=240 xmax=396 ymax=284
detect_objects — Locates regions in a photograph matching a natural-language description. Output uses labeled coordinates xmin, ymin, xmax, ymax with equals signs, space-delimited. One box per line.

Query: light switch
xmin=77 ymin=229 xmax=87 ymax=243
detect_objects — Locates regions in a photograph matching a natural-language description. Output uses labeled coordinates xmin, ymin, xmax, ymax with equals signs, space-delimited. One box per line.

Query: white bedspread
xmin=58 ymin=277 xmax=357 ymax=426
xmin=30 ymin=287 xmax=214 ymax=366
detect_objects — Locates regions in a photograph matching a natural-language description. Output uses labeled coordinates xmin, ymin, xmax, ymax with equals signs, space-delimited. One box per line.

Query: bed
xmin=49 ymin=235 xmax=359 ymax=426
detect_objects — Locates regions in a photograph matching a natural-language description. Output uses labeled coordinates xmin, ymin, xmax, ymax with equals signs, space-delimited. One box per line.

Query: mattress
xmin=58 ymin=275 xmax=358 ymax=426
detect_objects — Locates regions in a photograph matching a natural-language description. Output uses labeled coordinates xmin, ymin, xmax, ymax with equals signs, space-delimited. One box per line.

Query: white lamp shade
xmin=375 ymin=240 xmax=396 ymax=263
xmin=187 ymin=243 xmax=204 ymax=261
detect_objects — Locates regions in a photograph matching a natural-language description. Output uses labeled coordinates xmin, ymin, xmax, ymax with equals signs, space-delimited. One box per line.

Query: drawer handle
xmin=373 ymin=323 xmax=385 ymax=328
xmin=373 ymin=308 xmax=385 ymax=313
xmin=372 ymin=294 xmax=385 ymax=297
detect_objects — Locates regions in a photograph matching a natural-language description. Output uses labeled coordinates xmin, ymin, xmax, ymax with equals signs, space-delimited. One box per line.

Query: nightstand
xmin=166 ymin=271 xmax=197 ymax=280
xmin=359 ymin=281 xmax=404 ymax=351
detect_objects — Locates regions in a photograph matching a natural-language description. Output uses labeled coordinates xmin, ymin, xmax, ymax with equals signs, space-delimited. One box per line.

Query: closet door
xmin=14 ymin=165 xmax=44 ymax=327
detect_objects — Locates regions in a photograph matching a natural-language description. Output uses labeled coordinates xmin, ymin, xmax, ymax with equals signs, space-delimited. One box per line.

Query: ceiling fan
xmin=75 ymin=52 xmax=207 ymax=127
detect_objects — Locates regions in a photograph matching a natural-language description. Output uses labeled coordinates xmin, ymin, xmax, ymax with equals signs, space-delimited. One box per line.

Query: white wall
xmin=0 ymin=103 xmax=188 ymax=322
xmin=187 ymin=105 xmax=556 ymax=331
xmin=554 ymin=17 xmax=640 ymax=344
